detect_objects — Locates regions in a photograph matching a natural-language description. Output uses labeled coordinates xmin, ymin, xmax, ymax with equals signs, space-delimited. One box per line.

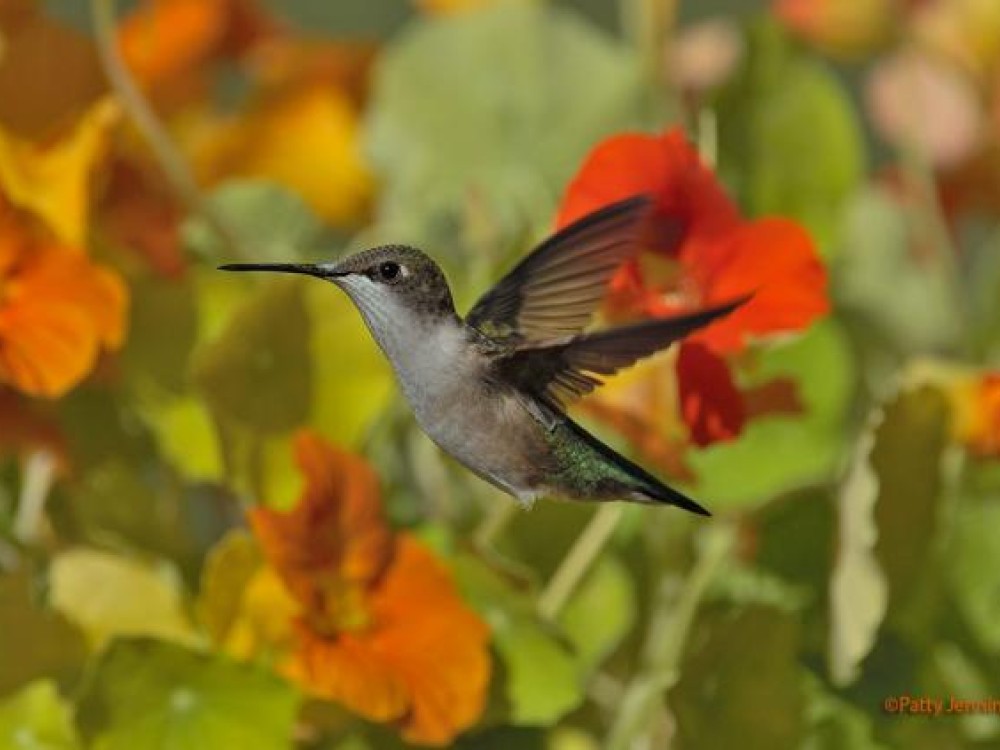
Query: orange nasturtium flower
xmin=414 ymin=0 xmax=500 ymax=15
xmin=190 ymin=82 xmax=375 ymax=227
xmin=0 ymin=95 xmax=127 ymax=399
xmin=949 ymin=372 xmax=1000 ymax=458
xmin=557 ymin=127 xmax=828 ymax=449
xmin=119 ymin=0 xmax=274 ymax=90
xmin=240 ymin=432 xmax=490 ymax=746
xmin=773 ymin=0 xmax=895 ymax=60
xmin=0 ymin=207 xmax=127 ymax=399
xmin=0 ymin=98 xmax=119 ymax=246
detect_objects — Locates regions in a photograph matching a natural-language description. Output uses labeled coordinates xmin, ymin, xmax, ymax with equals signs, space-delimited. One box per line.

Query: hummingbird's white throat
xmin=335 ymin=274 xmax=473 ymax=402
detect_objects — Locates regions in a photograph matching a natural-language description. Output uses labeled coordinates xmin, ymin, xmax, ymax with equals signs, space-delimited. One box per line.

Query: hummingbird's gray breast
xmin=381 ymin=318 xmax=551 ymax=503
xmin=335 ymin=276 xmax=552 ymax=503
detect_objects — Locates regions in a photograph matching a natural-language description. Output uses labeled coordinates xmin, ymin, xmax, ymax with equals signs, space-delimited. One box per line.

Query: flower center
xmin=313 ymin=579 xmax=372 ymax=635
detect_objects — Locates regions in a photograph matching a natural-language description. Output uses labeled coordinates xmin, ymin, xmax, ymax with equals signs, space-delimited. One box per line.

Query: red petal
xmin=676 ymin=342 xmax=746 ymax=446
xmin=557 ymin=128 xmax=741 ymax=260
xmin=685 ymin=218 xmax=830 ymax=353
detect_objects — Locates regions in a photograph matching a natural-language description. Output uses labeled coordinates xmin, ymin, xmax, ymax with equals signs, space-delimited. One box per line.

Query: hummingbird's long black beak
xmin=217 ymin=262 xmax=345 ymax=278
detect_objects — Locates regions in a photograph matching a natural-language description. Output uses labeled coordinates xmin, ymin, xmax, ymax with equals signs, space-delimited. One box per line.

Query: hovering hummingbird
xmin=220 ymin=196 xmax=746 ymax=515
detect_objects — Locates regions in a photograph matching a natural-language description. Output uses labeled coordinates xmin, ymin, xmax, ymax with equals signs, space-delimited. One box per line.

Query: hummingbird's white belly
xmin=388 ymin=322 xmax=545 ymax=503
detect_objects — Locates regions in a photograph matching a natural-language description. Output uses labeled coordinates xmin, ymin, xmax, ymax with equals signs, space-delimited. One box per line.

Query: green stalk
xmin=13 ymin=451 xmax=58 ymax=546
xmin=606 ymin=520 xmax=736 ymax=749
xmin=622 ymin=0 xmax=677 ymax=91
xmin=538 ymin=503 xmax=624 ymax=620
xmin=90 ymin=0 xmax=239 ymax=257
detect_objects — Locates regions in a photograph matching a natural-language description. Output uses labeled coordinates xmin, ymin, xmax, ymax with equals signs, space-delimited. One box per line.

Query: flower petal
xmin=556 ymin=128 xmax=740 ymax=259
xmin=367 ymin=536 xmax=491 ymax=746
xmin=249 ymin=431 xmax=394 ymax=610
xmin=289 ymin=628 xmax=411 ymax=724
xmin=286 ymin=537 xmax=491 ymax=746
xmin=950 ymin=372 xmax=1000 ymax=458
xmin=775 ymin=0 xmax=893 ymax=59
xmin=222 ymin=566 xmax=299 ymax=661
xmin=21 ymin=248 xmax=129 ymax=349
xmin=676 ymin=342 xmax=745 ymax=446
xmin=0 ymin=246 xmax=128 ymax=398
xmin=685 ymin=218 xmax=829 ymax=353
xmin=119 ymin=0 xmax=229 ymax=87
xmin=192 ymin=85 xmax=374 ymax=226
xmin=0 ymin=299 xmax=98 ymax=397
xmin=0 ymin=98 xmax=118 ymax=245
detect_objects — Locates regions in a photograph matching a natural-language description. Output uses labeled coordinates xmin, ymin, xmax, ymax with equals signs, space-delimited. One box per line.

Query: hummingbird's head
xmin=220 ymin=245 xmax=457 ymax=334
xmin=324 ymin=245 xmax=456 ymax=320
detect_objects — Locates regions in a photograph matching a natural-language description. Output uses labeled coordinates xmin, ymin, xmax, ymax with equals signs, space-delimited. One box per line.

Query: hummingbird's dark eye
xmin=378 ymin=261 xmax=401 ymax=282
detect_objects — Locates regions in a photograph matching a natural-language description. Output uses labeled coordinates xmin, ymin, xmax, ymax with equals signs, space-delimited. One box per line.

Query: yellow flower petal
xmin=192 ymin=86 xmax=373 ymax=226
xmin=0 ymin=98 xmax=119 ymax=245
xmin=414 ymin=0 xmax=500 ymax=16
xmin=223 ymin=567 xmax=300 ymax=662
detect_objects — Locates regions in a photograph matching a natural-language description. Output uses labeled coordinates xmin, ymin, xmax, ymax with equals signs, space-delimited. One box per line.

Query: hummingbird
xmin=220 ymin=195 xmax=746 ymax=515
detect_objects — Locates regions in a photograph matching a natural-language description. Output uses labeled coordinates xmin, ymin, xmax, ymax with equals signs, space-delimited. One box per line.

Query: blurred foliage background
xmin=1 ymin=0 xmax=1000 ymax=748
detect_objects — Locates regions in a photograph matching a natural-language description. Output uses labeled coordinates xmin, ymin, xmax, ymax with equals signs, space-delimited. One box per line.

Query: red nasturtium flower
xmin=557 ymin=127 xmax=828 ymax=447
xmin=0 ymin=206 xmax=127 ymax=398
xmin=247 ymin=432 xmax=490 ymax=747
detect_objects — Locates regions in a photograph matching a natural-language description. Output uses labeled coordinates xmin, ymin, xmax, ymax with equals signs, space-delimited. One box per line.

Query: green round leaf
xmin=558 ymin=555 xmax=636 ymax=675
xmin=670 ymin=605 xmax=804 ymax=750
xmin=193 ymin=278 xmax=313 ymax=434
xmin=948 ymin=502 xmax=1000 ymax=654
xmin=0 ymin=574 xmax=87 ymax=698
xmin=716 ymin=20 xmax=865 ymax=254
xmin=183 ymin=180 xmax=323 ymax=264
xmin=0 ymin=680 xmax=79 ymax=750
xmin=367 ymin=2 xmax=645 ymax=252
xmin=79 ymin=639 xmax=299 ymax=750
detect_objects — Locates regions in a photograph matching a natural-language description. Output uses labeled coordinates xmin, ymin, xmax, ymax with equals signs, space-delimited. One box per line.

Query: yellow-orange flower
xmin=0 ymin=98 xmax=118 ymax=246
xmin=949 ymin=372 xmax=1000 ymax=458
xmin=190 ymin=83 xmax=374 ymax=226
xmin=414 ymin=0 xmax=500 ymax=15
xmin=119 ymin=0 xmax=275 ymax=90
xmin=246 ymin=432 xmax=491 ymax=747
xmin=773 ymin=0 xmax=895 ymax=59
xmin=0 ymin=206 xmax=127 ymax=398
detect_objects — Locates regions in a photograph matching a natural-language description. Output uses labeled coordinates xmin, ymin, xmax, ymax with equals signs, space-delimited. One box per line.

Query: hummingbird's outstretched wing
xmin=465 ymin=195 xmax=654 ymax=342
xmin=501 ymin=297 xmax=749 ymax=406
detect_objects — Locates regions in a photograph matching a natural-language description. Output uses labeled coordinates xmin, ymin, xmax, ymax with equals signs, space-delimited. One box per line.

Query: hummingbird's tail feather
xmin=558 ymin=416 xmax=712 ymax=516
xmin=629 ymin=483 xmax=711 ymax=516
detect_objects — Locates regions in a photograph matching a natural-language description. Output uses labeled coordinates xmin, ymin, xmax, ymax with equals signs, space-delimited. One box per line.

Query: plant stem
xmin=13 ymin=450 xmax=57 ymax=545
xmin=623 ymin=0 xmax=676 ymax=91
xmin=90 ymin=0 xmax=239 ymax=257
xmin=606 ymin=520 xmax=736 ymax=750
xmin=474 ymin=500 xmax=517 ymax=551
xmin=894 ymin=57 xmax=972 ymax=355
xmin=538 ymin=503 xmax=624 ymax=620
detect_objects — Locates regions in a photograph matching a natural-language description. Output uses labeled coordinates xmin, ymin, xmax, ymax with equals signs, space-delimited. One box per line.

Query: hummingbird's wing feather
xmin=465 ymin=195 xmax=653 ymax=342
xmin=504 ymin=297 xmax=749 ymax=406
